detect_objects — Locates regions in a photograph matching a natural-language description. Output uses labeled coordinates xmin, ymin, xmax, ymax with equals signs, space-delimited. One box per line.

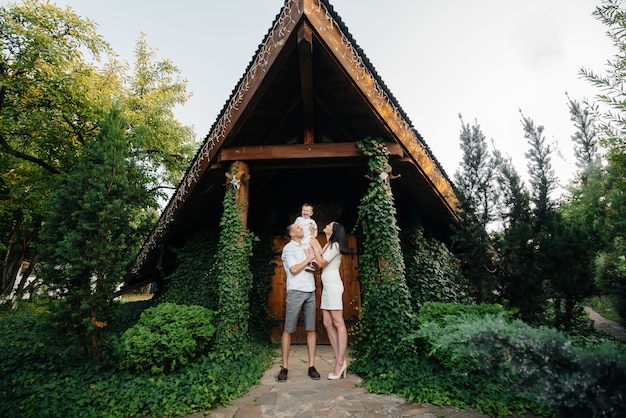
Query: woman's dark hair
xmin=329 ymin=222 xmax=349 ymax=254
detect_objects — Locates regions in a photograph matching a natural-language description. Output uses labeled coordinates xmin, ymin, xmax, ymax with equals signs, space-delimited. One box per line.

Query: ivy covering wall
xmin=156 ymin=233 xmax=220 ymax=311
xmin=401 ymin=225 xmax=471 ymax=307
xmin=351 ymin=137 xmax=416 ymax=369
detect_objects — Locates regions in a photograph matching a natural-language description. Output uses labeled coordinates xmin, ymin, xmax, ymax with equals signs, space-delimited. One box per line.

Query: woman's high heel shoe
xmin=328 ymin=360 xmax=347 ymax=380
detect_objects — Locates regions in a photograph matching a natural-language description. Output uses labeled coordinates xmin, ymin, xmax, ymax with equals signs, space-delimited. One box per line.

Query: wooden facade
xmin=122 ymin=0 xmax=460 ymax=343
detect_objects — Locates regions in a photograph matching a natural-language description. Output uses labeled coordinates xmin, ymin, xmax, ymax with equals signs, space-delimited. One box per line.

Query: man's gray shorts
xmin=284 ymin=290 xmax=316 ymax=333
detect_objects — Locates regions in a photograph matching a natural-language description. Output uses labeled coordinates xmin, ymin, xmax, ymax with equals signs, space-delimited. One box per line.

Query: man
xmin=278 ymin=223 xmax=320 ymax=382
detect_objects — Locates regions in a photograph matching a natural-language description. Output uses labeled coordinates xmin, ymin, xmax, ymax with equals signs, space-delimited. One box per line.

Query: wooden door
xmin=268 ymin=235 xmax=360 ymax=344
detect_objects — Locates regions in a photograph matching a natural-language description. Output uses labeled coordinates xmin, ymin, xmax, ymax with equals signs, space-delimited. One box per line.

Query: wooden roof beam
xmin=298 ymin=23 xmax=315 ymax=144
xmin=218 ymin=142 xmax=403 ymax=162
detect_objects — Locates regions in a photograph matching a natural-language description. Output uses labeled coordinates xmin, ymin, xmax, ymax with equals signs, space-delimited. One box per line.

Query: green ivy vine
xmin=213 ymin=163 xmax=258 ymax=353
xmin=156 ymin=233 xmax=220 ymax=310
xmin=248 ymin=232 xmax=276 ymax=342
xmin=352 ymin=137 xmax=416 ymax=371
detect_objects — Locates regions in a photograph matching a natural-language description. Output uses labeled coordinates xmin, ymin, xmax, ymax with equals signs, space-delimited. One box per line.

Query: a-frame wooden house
xmin=122 ymin=0 xmax=459 ymax=344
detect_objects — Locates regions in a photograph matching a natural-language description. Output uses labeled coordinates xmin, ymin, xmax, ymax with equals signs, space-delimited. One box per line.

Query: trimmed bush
xmin=118 ymin=302 xmax=216 ymax=373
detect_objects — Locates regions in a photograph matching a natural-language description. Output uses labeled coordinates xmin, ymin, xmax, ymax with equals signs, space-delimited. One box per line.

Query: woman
xmin=310 ymin=222 xmax=350 ymax=379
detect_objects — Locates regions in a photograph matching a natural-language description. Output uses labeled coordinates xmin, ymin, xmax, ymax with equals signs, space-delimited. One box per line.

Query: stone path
xmin=203 ymin=344 xmax=488 ymax=418
xmin=584 ymin=306 xmax=626 ymax=341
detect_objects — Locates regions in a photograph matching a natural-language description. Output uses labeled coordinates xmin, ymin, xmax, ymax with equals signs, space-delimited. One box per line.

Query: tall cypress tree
xmin=454 ymin=115 xmax=495 ymax=225
xmin=452 ymin=116 xmax=497 ymax=302
xmin=521 ymin=112 xmax=556 ymax=225
xmin=39 ymin=107 xmax=153 ymax=362
xmin=492 ymin=150 xmax=539 ymax=320
xmin=566 ymin=93 xmax=599 ymax=174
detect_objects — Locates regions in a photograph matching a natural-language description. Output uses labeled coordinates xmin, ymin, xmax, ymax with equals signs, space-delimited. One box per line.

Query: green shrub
xmin=417 ymin=301 xmax=508 ymax=326
xmin=118 ymin=302 xmax=216 ymax=373
xmin=414 ymin=312 xmax=626 ymax=417
xmin=0 ymin=341 xmax=274 ymax=418
xmin=0 ymin=303 xmax=78 ymax=374
xmin=535 ymin=340 xmax=626 ymax=417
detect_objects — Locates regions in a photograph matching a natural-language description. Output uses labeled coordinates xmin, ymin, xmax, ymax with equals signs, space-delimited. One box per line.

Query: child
xmin=295 ymin=203 xmax=319 ymax=272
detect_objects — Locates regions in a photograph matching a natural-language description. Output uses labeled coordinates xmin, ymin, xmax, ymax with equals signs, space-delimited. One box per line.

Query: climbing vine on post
xmin=352 ymin=137 xmax=416 ymax=371
xmin=213 ymin=162 xmax=257 ymax=354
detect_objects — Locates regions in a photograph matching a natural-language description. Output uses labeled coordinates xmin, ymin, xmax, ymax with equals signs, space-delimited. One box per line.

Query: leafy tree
xmin=596 ymin=236 xmax=626 ymax=319
xmin=565 ymin=160 xmax=626 ymax=320
xmin=520 ymin=113 xmax=558 ymax=322
xmin=541 ymin=97 xmax=601 ymax=329
xmin=579 ymin=0 xmax=626 ymax=320
xmin=580 ymin=0 xmax=626 ymax=180
xmin=517 ymin=113 xmax=568 ymax=324
xmin=0 ymin=0 xmax=114 ymax=300
xmin=122 ymin=34 xmax=196 ymax=189
xmin=0 ymin=1 xmax=196 ymax=303
xmin=38 ymin=107 xmax=154 ymax=362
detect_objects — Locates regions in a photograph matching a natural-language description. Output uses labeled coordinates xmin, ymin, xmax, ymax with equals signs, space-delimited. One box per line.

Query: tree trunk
xmin=1 ymin=216 xmax=42 ymax=300
xmin=13 ymin=251 xmax=38 ymax=302
xmin=1 ymin=212 xmax=23 ymax=294
xmin=564 ymin=297 xmax=575 ymax=331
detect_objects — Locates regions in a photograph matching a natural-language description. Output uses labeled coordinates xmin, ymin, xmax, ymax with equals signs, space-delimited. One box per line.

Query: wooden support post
xmin=232 ymin=161 xmax=250 ymax=228
xmin=298 ymin=23 xmax=314 ymax=144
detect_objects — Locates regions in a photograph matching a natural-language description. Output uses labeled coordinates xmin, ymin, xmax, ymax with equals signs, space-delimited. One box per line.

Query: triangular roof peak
xmin=130 ymin=0 xmax=457 ymax=279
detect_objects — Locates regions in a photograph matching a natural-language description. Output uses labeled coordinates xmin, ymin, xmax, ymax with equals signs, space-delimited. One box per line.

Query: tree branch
xmin=0 ymin=133 xmax=61 ymax=174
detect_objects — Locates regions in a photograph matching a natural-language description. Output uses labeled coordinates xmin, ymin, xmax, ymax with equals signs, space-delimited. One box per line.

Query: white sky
xmin=28 ymin=0 xmax=616 ymax=195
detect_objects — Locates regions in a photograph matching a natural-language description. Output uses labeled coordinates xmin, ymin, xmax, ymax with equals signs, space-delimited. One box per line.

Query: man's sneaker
xmin=277 ymin=366 xmax=288 ymax=382
xmin=308 ymin=366 xmax=320 ymax=380
xmin=311 ymin=260 xmax=319 ymax=270
xmin=305 ymin=264 xmax=316 ymax=273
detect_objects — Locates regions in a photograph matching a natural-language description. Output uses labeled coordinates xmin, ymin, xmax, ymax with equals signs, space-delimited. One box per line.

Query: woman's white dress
xmin=320 ymin=242 xmax=344 ymax=310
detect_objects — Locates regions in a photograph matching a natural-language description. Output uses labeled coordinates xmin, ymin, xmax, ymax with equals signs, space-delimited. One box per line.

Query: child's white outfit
xmin=295 ymin=216 xmax=317 ymax=246
xmin=295 ymin=216 xmax=318 ymax=271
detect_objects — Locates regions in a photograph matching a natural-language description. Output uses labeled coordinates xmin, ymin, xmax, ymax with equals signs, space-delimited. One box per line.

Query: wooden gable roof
xmin=123 ymin=0 xmax=459 ymax=291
